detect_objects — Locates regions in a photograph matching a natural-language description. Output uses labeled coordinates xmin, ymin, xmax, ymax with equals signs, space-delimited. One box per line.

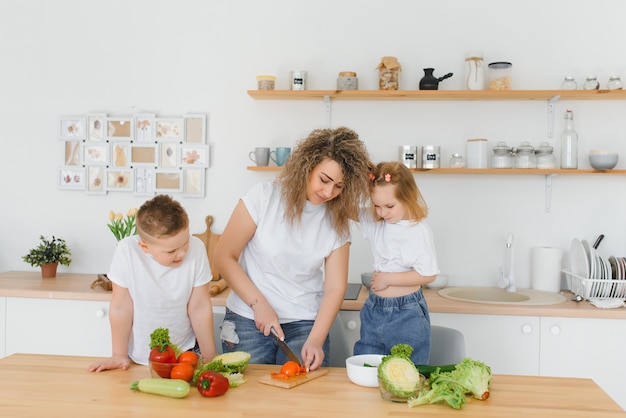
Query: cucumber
xmin=130 ymin=378 xmax=190 ymax=398
xmin=415 ymin=364 xmax=457 ymax=378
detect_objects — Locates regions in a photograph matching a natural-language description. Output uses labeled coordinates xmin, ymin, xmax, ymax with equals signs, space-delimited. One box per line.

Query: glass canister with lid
xmin=514 ymin=141 xmax=536 ymax=169
xmin=535 ymin=142 xmax=556 ymax=169
xmin=492 ymin=141 xmax=513 ymax=168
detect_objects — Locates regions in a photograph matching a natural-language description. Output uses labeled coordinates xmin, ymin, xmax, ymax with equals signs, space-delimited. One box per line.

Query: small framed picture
xmin=155 ymin=169 xmax=183 ymax=193
xmin=82 ymin=142 xmax=109 ymax=164
xmin=183 ymin=168 xmax=205 ymax=198
xmin=180 ymin=144 xmax=209 ymax=167
xmin=87 ymin=113 xmax=107 ymax=142
xmin=134 ymin=113 xmax=156 ymax=143
xmin=64 ymin=141 xmax=81 ymax=166
xmin=106 ymin=117 xmax=134 ymax=140
xmin=134 ymin=167 xmax=156 ymax=196
xmin=130 ymin=143 xmax=158 ymax=167
xmin=110 ymin=141 xmax=131 ymax=168
xmin=58 ymin=166 xmax=86 ymax=190
xmin=160 ymin=142 xmax=179 ymax=168
xmin=105 ymin=168 xmax=134 ymax=192
xmin=156 ymin=118 xmax=183 ymax=141
xmin=59 ymin=116 xmax=86 ymax=140
xmin=184 ymin=114 xmax=206 ymax=143
xmin=86 ymin=165 xmax=106 ymax=195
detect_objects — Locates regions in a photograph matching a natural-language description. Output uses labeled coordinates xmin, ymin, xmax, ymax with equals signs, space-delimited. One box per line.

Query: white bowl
xmin=589 ymin=152 xmax=618 ymax=170
xmin=361 ymin=272 xmax=372 ymax=290
xmin=345 ymin=354 xmax=384 ymax=387
xmin=425 ymin=274 xmax=448 ymax=290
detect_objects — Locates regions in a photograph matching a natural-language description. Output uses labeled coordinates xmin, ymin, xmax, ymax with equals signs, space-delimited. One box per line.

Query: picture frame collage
xmin=58 ymin=112 xmax=209 ymax=198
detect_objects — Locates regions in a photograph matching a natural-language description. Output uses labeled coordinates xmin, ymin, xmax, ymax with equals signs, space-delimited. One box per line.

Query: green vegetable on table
xmin=129 ymin=378 xmax=190 ymax=398
xmin=192 ymin=351 xmax=251 ymax=388
xmin=377 ymin=344 xmax=422 ymax=398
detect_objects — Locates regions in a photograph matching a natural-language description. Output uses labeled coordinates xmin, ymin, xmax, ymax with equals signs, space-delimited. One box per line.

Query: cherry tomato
xmin=170 ymin=363 xmax=195 ymax=381
xmin=177 ymin=351 xmax=199 ymax=365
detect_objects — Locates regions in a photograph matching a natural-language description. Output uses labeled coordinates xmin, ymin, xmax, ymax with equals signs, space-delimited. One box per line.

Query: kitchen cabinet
xmin=430 ymin=312 xmax=540 ymax=376
xmin=540 ymin=316 xmax=626 ymax=410
xmin=5 ymin=297 xmax=112 ymax=357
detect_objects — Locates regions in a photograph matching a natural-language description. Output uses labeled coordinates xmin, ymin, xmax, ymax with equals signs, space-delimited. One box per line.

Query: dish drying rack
xmin=563 ymin=270 xmax=626 ymax=300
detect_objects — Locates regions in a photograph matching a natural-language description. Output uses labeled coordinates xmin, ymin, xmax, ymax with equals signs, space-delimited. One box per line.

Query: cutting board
xmin=258 ymin=368 xmax=329 ymax=389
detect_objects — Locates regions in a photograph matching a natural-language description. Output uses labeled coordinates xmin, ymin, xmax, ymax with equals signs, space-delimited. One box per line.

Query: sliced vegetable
xmin=129 ymin=378 xmax=190 ymax=398
xmin=193 ymin=351 xmax=251 ymax=384
xmin=197 ymin=371 xmax=230 ymax=397
xmin=271 ymin=360 xmax=307 ymax=380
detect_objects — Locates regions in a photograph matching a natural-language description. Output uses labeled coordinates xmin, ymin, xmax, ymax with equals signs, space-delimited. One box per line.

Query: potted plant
xmin=22 ymin=235 xmax=72 ymax=278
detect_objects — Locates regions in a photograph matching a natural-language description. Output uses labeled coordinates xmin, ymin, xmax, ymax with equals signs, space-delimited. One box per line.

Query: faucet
xmin=498 ymin=233 xmax=516 ymax=292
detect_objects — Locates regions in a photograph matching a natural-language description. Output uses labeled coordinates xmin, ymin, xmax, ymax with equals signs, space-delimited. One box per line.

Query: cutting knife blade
xmin=270 ymin=327 xmax=302 ymax=366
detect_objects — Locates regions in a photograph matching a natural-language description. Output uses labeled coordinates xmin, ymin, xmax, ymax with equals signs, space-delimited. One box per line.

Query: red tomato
xmin=280 ymin=361 xmax=302 ymax=377
xmin=177 ymin=351 xmax=199 ymax=365
xmin=170 ymin=363 xmax=194 ymax=381
xmin=149 ymin=345 xmax=176 ymax=363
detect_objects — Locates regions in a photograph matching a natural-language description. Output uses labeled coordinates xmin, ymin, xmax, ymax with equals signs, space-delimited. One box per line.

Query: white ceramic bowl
xmin=345 ymin=354 xmax=384 ymax=387
xmin=361 ymin=272 xmax=373 ymax=290
xmin=425 ymin=274 xmax=449 ymax=290
xmin=589 ymin=151 xmax=618 ymax=170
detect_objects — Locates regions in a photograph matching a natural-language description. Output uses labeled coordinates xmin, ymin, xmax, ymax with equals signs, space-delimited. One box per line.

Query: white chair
xmin=429 ymin=325 xmax=466 ymax=365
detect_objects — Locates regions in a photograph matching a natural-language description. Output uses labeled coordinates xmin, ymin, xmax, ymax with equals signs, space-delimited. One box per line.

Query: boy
xmin=88 ymin=195 xmax=216 ymax=372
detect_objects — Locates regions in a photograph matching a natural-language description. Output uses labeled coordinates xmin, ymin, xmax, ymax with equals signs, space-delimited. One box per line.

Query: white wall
xmin=1 ymin=0 xmax=626 ymax=289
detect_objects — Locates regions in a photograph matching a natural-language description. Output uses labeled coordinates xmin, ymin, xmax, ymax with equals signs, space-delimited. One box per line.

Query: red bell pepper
xmin=197 ymin=371 xmax=229 ymax=397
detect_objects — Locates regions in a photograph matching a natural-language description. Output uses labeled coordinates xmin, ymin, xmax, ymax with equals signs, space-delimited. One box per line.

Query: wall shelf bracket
xmin=324 ymin=95 xmax=331 ymax=127
xmin=547 ymin=95 xmax=560 ymax=138
xmin=545 ymin=174 xmax=556 ymax=212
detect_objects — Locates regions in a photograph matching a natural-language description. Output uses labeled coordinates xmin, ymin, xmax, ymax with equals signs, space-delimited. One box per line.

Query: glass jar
xmin=583 ymin=76 xmax=599 ymax=90
xmin=492 ymin=141 xmax=513 ymax=168
xmin=337 ymin=71 xmax=358 ymax=90
xmin=487 ymin=62 xmax=512 ymax=90
xmin=449 ymin=153 xmax=465 ymax=168
xmin=561 ymin=76 xmax=577 ymax=90
xmin=608 ymin=76 xmax=623 ymax=90
xmin=535 ymin=142 xmax=556 ymax=169
xmin=514 ymin=142 xmax=536 ymax=169
xmin=256 ymin=75 xmax=276 ymax=90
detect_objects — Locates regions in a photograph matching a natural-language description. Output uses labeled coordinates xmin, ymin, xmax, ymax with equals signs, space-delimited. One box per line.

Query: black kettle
xmin=419 ymin=68 xmax=453 ymax=90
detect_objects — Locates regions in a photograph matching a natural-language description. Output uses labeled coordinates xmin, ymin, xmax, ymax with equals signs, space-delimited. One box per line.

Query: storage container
xmin=487 ymin=62 xmax=512 ymax=90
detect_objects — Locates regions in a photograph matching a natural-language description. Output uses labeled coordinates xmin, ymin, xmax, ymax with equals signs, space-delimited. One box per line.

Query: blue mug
xmin=270 ymin=147 xmax=292 ymax=166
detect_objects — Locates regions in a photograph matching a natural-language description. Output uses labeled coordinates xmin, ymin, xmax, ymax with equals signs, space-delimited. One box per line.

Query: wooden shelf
xmin=247 ymin=89 xmax=626 ymax=101
xmin=247 ymin=166 xmax=626 ymax=175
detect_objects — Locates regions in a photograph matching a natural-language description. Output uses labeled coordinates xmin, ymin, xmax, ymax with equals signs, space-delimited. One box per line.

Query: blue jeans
xmin=353 ymin=288 xmax=431 ymax=365
xmin=221 ymin=309 xmax=330 ymax=366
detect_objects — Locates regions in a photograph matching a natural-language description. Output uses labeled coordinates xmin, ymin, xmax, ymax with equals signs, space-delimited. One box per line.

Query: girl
xmin=353 ymin=161 xmax=439 ymax=365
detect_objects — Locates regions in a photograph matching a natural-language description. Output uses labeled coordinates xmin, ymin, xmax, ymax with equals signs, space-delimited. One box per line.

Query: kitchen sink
xmin=438 ymin=286 xmax=568 ymax=305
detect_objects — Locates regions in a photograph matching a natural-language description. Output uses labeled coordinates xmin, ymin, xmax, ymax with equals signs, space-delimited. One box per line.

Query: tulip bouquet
xmin=107 ymin=208 xmax=138 ymax=241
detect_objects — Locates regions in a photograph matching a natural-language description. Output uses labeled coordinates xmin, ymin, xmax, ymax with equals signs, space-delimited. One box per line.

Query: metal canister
xmin=422 ymin=146 xmax=440 ymax=169
xmin=399 ymin=145 xmax=420 ymax=169
xmin=289 ymin=70 xmax=307 ymax=90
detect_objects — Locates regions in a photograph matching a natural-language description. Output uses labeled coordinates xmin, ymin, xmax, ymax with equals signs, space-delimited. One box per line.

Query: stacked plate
xmin=569 ymin=239 xmax=626 ymax=299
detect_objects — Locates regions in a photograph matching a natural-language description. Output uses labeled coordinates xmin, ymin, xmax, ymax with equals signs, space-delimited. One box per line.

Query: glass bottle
xmin=583 ymin=76 xmax=599 ymax=90
xmin=561 ymin=76 xmax=577 ymax=90
xmin=449 ymin=153 xmax=465 ymax=168
xmin=560 ymin=110 xmax=578 ymax=169
xmin=464 ymin=51 xmax=484 ymax=90
xmin=607 ymin=76 xmax=623 ymax=90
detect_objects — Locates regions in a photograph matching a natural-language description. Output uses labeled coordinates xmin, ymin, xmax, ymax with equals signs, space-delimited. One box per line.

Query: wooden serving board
xmin=258 ymin=368 xmax=329 ymax=389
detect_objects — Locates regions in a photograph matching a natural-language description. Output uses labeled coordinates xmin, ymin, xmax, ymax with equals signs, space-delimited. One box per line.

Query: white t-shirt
xmin=107 ymin=235 xmax=211 ymax=365
xmin=359 ymin=208 xmax=439 ymax=276
xmin=226 ymin=181 xmax=349 ymax=322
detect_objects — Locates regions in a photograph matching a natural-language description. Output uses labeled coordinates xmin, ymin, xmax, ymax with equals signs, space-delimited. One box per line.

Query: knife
xmin=270 ymin=326 xmax=302 ymax=366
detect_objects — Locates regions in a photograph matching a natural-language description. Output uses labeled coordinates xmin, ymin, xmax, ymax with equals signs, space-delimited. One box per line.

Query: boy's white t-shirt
xmin=226 ymin=181 xmax=349 ymax=322
xmin=359 ymin=208 xmax=439 ymax=276
xmin=107 ymin=235 xmax=211 ymax=365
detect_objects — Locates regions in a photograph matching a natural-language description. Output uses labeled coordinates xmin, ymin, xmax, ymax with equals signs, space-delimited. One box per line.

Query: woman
xmin=215 ymin=127 xmax=370 ymax=371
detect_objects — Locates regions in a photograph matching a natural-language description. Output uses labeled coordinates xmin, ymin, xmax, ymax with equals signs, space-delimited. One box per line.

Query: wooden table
xmin=0 ymin=354 xmax=623 ymax=417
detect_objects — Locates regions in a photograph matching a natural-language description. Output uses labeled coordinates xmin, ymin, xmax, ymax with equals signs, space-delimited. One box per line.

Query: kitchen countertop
xmin=0 ymin=353 xmax=623 ymax=417
xmin=1 ymin=271 xmax=625 ymax=319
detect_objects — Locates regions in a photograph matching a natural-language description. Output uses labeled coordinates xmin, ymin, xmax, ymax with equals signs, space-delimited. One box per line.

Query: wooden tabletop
xmin=0 ymin=353 xmax=623 ymax=417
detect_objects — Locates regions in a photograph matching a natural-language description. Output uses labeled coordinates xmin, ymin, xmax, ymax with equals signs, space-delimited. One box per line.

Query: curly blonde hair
xmin=276 ymin=127 xmax=371 ymax=238
xmin=369 ymin=161 xmax=429 ymax=222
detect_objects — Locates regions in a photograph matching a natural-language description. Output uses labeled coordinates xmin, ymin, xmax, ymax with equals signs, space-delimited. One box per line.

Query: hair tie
xmin=368 ymin=173 xmax=375 ymax=181
xmin=385 ymin=174 xmax=391 ymax=182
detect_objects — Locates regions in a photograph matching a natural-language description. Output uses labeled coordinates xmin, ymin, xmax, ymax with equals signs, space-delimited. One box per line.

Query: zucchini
xmin=415 ymin=364 xmax=457 ymax=378
xmin=129 ymin=378 xmax=190 ymax=398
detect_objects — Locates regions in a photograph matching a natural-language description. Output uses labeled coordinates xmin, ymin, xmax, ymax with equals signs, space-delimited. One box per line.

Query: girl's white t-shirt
xmin=359 ymin=208 xmax=439 ymax=276
xmin=108 ymin=235 xmax=211 ymax=365
xmin=226 ymin=181 xmax=349 ymax=322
